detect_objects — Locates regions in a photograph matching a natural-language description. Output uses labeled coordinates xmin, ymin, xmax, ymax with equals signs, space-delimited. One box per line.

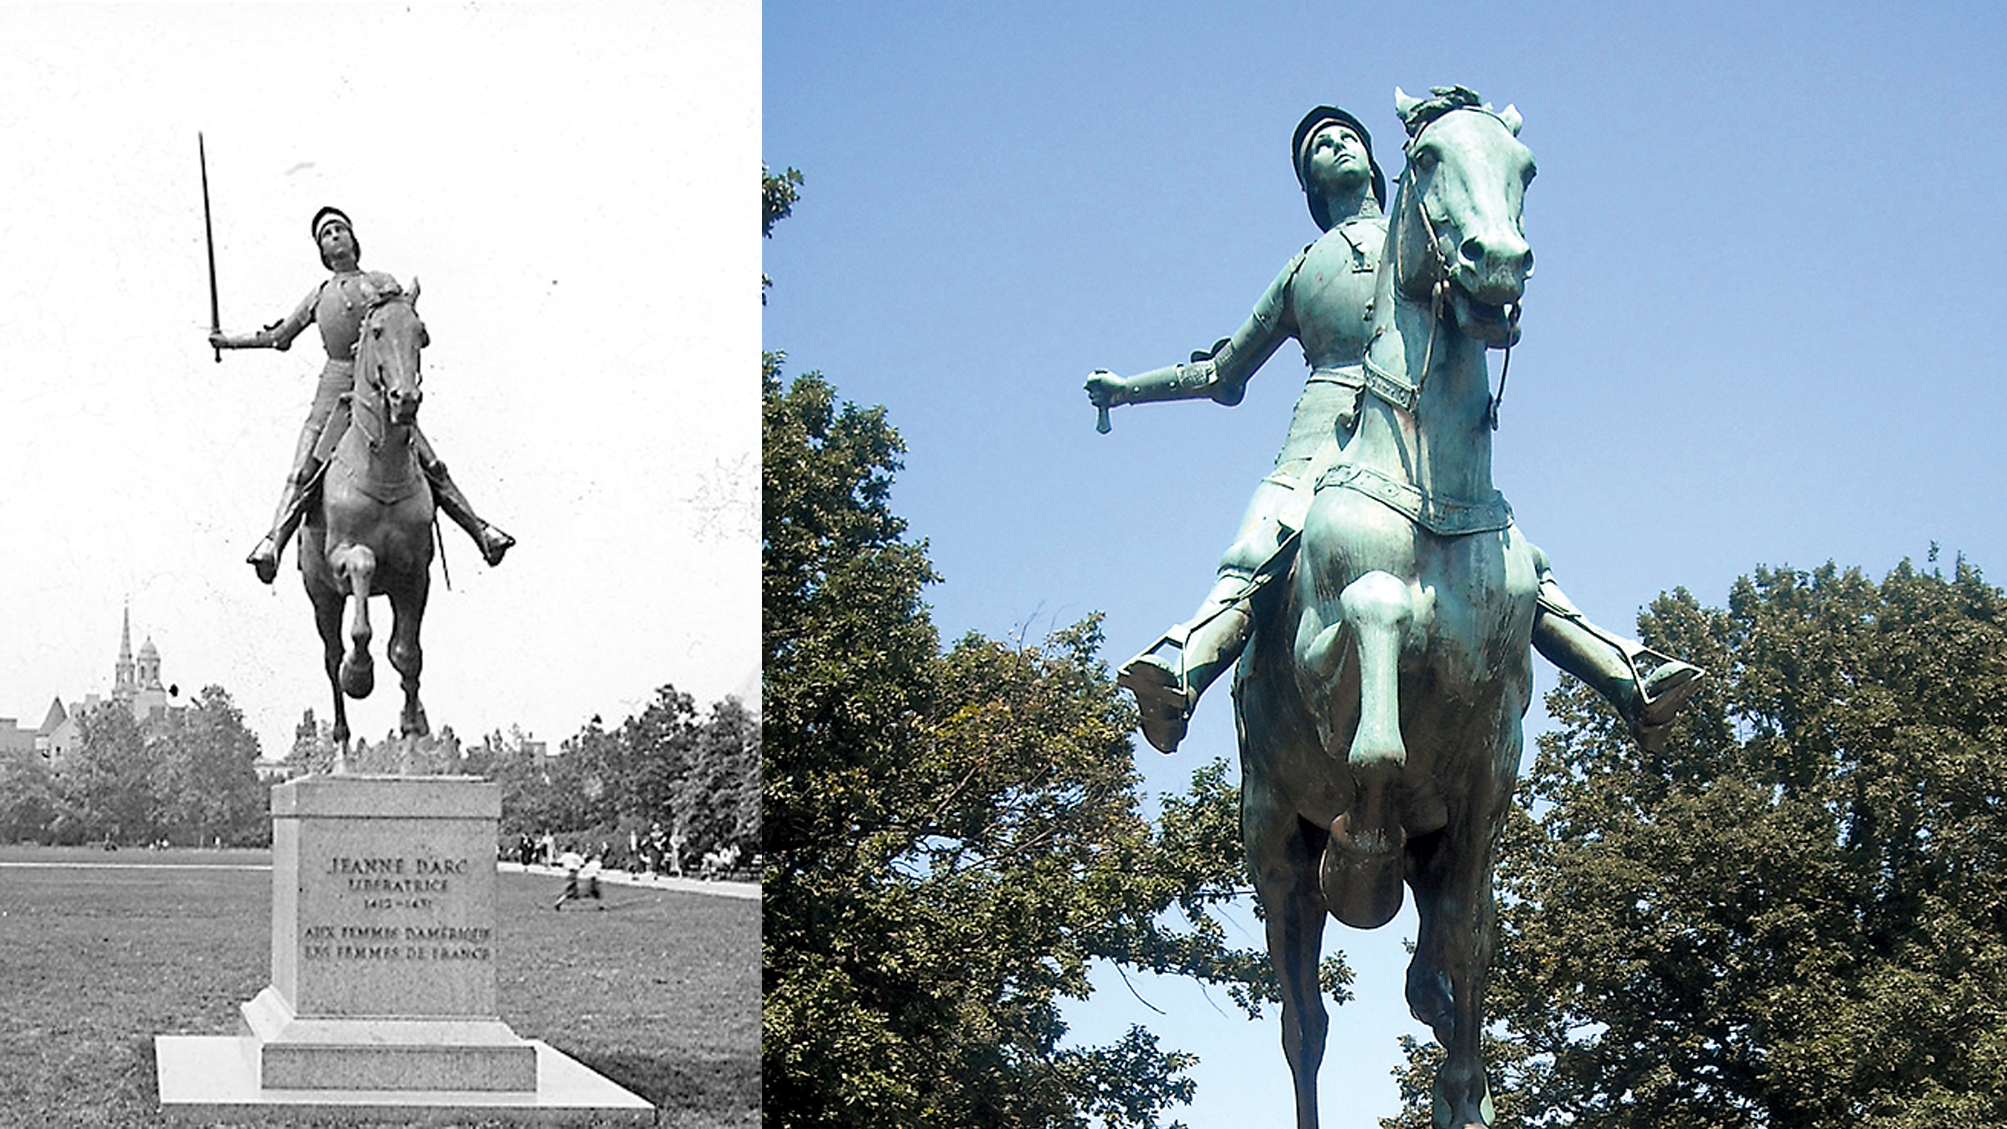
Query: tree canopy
xmin=1390 ymin=557 xmax=2007 ymax=1127
xmin=763 ymin=166 xmax=1281 ymax=1128
xmin=0 ymin=684 xmax=269 ymax=847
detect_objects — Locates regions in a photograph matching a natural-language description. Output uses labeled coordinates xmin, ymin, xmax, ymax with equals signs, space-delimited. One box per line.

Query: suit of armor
xmin=214 ymin=208 xmax=513 ymax=584
xmin=1087 ymin=108 xmax=1701 ymax=754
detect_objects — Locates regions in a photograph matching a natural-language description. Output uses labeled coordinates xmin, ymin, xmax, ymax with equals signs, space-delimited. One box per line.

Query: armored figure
xmin=210 ymin=207 xmax=514 ymax=584
xmin=1087 ymin=106 xmax=1701 ymax=755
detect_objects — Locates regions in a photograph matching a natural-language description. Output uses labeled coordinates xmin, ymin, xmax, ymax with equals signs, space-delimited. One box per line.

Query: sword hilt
xmin=1096 ymin=404 xmax=1111 ymax=434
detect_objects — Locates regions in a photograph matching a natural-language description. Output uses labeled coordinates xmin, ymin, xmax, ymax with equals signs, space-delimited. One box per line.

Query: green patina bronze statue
xmin=210 ymin=207 xmax=514 ymax=585
xmin=1087 ymin=105 xmax=1699 ymax=759
xmin=1085 ymin=89 xmax=1707 ymax=1129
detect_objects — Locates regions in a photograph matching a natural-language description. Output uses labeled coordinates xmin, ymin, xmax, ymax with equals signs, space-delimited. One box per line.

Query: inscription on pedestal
xmin=272 ymin=777 xmax=504 ymax=1019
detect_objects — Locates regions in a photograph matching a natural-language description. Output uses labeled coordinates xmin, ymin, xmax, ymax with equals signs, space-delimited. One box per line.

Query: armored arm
xmin=211 ymin=287 xmax=314 ymax=352
xmin=1086 ymin=248 xmax=1302 ymax=412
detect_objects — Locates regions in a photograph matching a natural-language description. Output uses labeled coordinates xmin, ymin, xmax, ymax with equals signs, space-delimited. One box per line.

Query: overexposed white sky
xmin=0 ymin=3 xmax=759 ymax=754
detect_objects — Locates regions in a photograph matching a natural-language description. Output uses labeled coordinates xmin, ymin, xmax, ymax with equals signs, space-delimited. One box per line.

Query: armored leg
xmin=414 ymin=429 xmax=514 ymax=566
xmin=1529 ymin=552 xmax=1704 ymax=753
xmin=247 ymin=441 xmax=323 ymax=585
xmin=1121 ymin=476 xmax=1301 ymax=754
xmin=1121 ymin=571 xmax=1260 ymax=754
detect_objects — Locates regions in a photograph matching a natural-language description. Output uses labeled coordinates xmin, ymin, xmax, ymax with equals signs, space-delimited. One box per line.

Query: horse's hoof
xmin=1431 ymin=1075 xmax=1495 ymax=1129
xmin=1322 ymin=812 xmax=1405 ymax=929
xmin=341 ymin=658 xmax=375 ymax=699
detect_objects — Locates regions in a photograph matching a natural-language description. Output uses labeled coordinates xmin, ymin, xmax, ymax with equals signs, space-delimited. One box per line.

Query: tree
xmin=1393 ymin=558 xmax=2007 ymax=1127
xmin=152 ymin=685 xmax=267 ymax=846
xmin=701 ymin=695 xmax=760 ymax=850
xmin=763 ymin=163 xmax=804 ymax=301
xmin=53 ymin=706 xmax=157 ymax=845
xmin=0 ymin=747 xmax=54 ymax=843
xmin=764 ymin=197 xmax=1272 ymax=1120
xmin=617 ymin=685 xmax=698 ymax=835
xmin=287 ymin=707 xmax=337 ymax=775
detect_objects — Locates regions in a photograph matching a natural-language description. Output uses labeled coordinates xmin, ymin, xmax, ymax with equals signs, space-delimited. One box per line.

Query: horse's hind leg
xmin=312 ymin=589 xmax=350 ymax=765
xmin=388 ymin=578 xmax=429 ymax=739
xmin=1244 ymin=771 xmax=1332 ymax=1129
xmin=1407 ymin=777 xmax=1513 ymax=1127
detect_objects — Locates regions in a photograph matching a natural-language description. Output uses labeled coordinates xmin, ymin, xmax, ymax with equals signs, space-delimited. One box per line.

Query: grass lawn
xmin=0 ymin=845 xmax=757 ymax=1128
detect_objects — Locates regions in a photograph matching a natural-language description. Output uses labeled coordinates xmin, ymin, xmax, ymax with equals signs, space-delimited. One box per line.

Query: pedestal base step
xmin=240 ymin=986 xmax=539 ymax=1092
xmin=155 ymin=1035 xmax=654 ymax=1124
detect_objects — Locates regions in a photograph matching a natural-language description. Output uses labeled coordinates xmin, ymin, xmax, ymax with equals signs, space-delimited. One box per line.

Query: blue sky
xmin=766 ymin=1 xmax=2007 ymax=1123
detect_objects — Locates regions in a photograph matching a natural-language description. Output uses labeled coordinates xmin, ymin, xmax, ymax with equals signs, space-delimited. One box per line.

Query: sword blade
xmin=199 ymin=132 xmax=220 ymax=363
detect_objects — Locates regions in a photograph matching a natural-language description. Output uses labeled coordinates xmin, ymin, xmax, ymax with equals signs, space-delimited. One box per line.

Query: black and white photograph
xmin=0 ymin=4 xmax=759 ymax=1125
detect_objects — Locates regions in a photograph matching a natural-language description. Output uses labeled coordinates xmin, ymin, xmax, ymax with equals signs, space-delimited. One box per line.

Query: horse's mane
xmin=1396 ymin=86 xmax=1517 ymax=143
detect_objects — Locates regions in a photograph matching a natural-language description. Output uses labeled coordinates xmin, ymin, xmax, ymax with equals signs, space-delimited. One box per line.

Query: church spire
xmin=113 ymin=603 xmax=137 ymax=701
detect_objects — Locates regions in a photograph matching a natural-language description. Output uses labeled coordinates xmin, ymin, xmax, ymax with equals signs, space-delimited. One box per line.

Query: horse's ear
xmin=1498 ymin=104 xmax=1523 ymax=136
xmin=1395 ymin=86 xmax=1421 ymax=119
xmin=408 ymin=277 xmax=420 ymax=307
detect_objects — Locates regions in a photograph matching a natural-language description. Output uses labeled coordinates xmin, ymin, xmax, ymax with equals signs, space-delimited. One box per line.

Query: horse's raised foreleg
xmin=1243 ymin=773 xmax=1332 ymax=1129
xmin=1317 ymin=569 xmax=1412 ymax=929
xmin=387 ymin=577 xmax=429 ymax=739
xmin=332 ymin=545 xmax=377 ymax=699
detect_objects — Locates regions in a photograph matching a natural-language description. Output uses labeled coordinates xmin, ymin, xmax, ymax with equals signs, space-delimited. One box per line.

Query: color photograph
xmin=764 ymin=2 xmax=2007 ymax=1125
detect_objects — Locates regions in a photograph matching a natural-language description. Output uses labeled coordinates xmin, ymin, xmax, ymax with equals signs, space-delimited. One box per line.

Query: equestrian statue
xmin=1084 ymin=88 xmax=1704 ymax=1129
xmin=210 ymin=204 xmax=514 ymax=759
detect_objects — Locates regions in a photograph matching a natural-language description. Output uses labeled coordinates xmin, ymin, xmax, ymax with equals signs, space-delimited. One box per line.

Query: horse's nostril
xmin=1460 ymin=237 xmax=1484 ymax=265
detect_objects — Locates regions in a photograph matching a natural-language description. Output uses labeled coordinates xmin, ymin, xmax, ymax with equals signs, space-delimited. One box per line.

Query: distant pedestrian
xmin=580 ymin=853 xmax=605 ymax=909
xmin=552 ymin=847 xmax=586 ymax=910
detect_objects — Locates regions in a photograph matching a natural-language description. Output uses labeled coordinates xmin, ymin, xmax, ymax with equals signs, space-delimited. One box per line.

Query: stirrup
xmin=246 ymin=537 xmax=281 ymax=585
xmin=1623 ymin=651 xmax=1705 ymax=753
xmin=477 ymin=524 xmax=515 ymax=567
xmin=1117 ymin=628 xmax=1194 ymax=754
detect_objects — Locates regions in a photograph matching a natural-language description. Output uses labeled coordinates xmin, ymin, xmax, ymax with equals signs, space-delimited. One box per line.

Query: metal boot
xmin=246 ymin=465 xmax=318 ymax=584
xmin=1118 ymin=575 xmax=1257 ymax=754
xmin=420 ymin=452 xmax=514 ymax=566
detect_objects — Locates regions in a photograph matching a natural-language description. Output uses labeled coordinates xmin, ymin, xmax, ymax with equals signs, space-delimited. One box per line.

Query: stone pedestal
xmin=156 ymin=774 xmax=650 ymax=1122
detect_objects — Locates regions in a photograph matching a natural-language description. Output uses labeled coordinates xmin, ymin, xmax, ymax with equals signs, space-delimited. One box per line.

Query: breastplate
xmin=1292 ymin=222 xmax=1382 ymax=372
xmin=315 ymin=274 xmax=369 ymax=361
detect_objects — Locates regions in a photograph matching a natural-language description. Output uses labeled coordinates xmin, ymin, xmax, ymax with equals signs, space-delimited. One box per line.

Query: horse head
xmin=1391 ymin=86 xmax=1535 ymax=348
xmin=356 ymin=280 xmax=428 ymax=432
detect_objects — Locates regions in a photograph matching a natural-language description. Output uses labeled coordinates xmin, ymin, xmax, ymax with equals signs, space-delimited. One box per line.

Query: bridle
xmin=354 ymin=296 xmax=424 ymax=450
xmin=1366 ymin=108 xmax=1523 ymax=430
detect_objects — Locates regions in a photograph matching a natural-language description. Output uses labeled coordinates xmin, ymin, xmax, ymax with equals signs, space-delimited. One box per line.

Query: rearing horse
xmin=301 ymin=283 xmax=435 ymax=761
xmin=1234 ymin=89 xmax=1537 ymax=1129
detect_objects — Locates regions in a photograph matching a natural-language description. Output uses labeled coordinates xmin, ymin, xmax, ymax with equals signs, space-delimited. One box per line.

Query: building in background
xmin=11 ymin=606 xmax=182 ymax=772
